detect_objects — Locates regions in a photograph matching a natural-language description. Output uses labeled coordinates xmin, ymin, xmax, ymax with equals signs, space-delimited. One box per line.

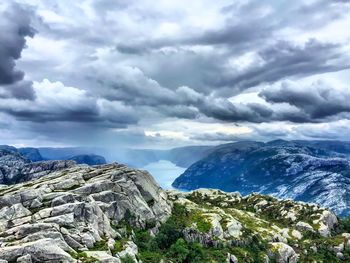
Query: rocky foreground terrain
xmin=0 ymin=163 xmax=350 ymax=262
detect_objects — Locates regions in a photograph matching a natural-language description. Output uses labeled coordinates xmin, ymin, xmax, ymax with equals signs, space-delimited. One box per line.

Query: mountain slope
xmin=0 ymin=163 xmax=349 ymax=262
xmin=0 ymin=149 xmax=75 ymax=184
xmin=18 ymin=147 xmax=44 ymax=162
xmin=172 ymin=141 xmax=350 ymax=217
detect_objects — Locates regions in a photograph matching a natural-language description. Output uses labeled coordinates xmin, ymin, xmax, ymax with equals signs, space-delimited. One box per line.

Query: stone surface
xmin=0 ymin=163 xmax=171 ymax=262
xmin=268 ymin=242 xmax=299 ymax=263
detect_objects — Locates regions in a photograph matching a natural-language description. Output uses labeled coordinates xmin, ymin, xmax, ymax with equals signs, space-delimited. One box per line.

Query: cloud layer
xmin=1 ymin=0 xmax=350 ymax=147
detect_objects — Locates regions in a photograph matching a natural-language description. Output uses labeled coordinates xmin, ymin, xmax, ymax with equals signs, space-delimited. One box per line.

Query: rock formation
xmin=0 ymin=162 xmax=349 ymax=262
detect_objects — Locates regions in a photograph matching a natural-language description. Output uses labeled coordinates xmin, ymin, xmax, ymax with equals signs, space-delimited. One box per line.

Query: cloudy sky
xmin=1 ymin=0 xmax=350 ymax=148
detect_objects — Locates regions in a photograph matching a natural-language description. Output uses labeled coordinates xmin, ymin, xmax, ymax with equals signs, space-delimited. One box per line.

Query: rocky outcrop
xmin=268 ymin=242 xmax=299 ymax=263
xmin=0 ymin=163 xmax=171 ymax=262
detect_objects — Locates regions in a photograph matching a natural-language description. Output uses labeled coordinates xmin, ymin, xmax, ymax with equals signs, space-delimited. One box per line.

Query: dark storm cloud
xmin=0 ymin=97 xmax=139 ymax=126
xmin=0 ymin=103 xmax=139 ymax=127
xmin=158 ymin=105 xmax=199 ymax=119
xmin=3 ymin=106 xmax=99 ymax=123
xmin=190 ymin=132 xmax=245 ymax=142
xmin=214 ymin=40 xmax=350 ymax=93
xmin=260 ymin=81 xmax=350 ymax=121
xmin=0 ymin=4 xmax=35 ymax=99
xmin=111 ymin=0 xmax=350 ymax=98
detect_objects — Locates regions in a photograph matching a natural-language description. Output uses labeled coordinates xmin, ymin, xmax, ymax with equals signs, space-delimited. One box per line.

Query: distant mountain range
xmin=22 ymin=145 xmax=213 ymax=168
xmin=0 ymin=145 xmax=106 ymax=184
xmin=172 ymin=140 xmax=350 ymax=217
xmin=0 ymin=145 xmax=107 ymax=165
xmin=1 ymin=144 xmax=213 ymax=171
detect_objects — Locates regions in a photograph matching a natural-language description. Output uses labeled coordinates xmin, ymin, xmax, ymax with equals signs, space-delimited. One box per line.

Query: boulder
xmin=0 ymin=238 xmax=75 ymax=263
xmin=227 ymin=253 xmax=238 ymax=263
xmin=268 ymin=242 xmax=299 ymax=263
xmin=296 ymin=221 xmax=314 ymax=232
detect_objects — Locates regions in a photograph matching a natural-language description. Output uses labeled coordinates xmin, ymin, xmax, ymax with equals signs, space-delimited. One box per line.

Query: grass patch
xmin=69 ymin=252 xmax=98 ymax=263
xmin=91 ymin=238 xmax=108 ymax=251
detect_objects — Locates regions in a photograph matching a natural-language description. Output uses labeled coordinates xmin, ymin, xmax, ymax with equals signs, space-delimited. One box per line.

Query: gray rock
xmin=296 ymin=221 xmax=314 ymax=232
xmin=0 ymin=238 xmax=75 ymax=263
xmin=268 ymin=242 xmax=299 ymax=263
xmin=16 ymin=254 xmax=32 ymax=263
xmin=116 ymin=241 xmax=138 ymax=262
xmin=0 ymin=163 xmax=171 ymax=261
xmin=0 ymin=203 xmax=31 ymax=221
xmin=227 ymin=253 xmax=238 ymax=263
xmin=85 ymin=251 xmax=120 ymax=263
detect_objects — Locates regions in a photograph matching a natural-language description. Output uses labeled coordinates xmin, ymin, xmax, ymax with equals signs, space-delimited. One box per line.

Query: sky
xmin=1 ymin=0 xmax=350 ymax=148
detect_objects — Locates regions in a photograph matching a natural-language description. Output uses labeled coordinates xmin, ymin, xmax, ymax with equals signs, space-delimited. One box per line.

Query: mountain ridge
xmin=172 ymin=140 xmax=350 ymax=217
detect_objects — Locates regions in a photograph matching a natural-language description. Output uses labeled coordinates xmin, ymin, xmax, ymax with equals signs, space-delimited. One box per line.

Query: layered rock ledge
xmin=0 ymin=164 xmax=171 ymax=262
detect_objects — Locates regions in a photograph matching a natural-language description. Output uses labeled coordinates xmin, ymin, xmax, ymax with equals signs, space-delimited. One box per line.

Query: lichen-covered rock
xmin=268 ymin=242 xmax=299 ymax=263
xmin=315 ymin=210 xmax=338 ymax=237
xmin=296 ymin=221 xmax=314 ymax=232
xmin=116 ymin=241 xmax=138 ymax=262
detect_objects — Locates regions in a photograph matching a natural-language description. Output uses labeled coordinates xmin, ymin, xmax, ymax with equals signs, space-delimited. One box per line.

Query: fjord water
xmin=142 ymin=160 xmax=186 ymax=189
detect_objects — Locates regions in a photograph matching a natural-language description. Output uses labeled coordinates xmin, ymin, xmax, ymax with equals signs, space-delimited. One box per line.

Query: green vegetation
xmin=91 ymin=238 xmax=108 ymax=251
xmin=108 ymin=194 xmax=350 ymax=263
xmin=337 ymin=216 xmax=350 ymax=233
xmin=69 ymin=251 xmax=97 ymax=263
xmin=130 ymin=203 xmax=270 ymax=263
xmin=120 ymin=254 xmax=136 ymax=263
xmin=111 ymin=238 xmax=129 ymax=254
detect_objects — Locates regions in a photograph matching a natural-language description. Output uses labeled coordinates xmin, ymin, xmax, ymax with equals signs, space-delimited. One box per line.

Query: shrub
xmin=138 ymin=251 xmax=163 ymax=263
xmin=120 ymin=254 xmax=136 ymax=263
xmin=91 ymin=239 xmax=108 ymax=251
xmin=167 ymin=238 xmax=189 ymax=263
xmin=155 ymin=218 xmax=183 ymax=249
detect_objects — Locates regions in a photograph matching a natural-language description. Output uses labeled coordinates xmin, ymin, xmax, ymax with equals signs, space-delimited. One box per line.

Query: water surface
xmin=142 ymin=160 xmax=186 ymax=189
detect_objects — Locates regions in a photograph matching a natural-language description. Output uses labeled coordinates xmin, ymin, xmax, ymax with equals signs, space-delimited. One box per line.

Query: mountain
xmin=160 ymin=145 xmax=214 ymax=167
xmin=295 ymin=140 xmax=350 ymax=153
xmin=173 ymin=140 xmax=350 ymax=217
xmin=0 ymin=149 xmax=75 ymax=184
xmin=68 ymin=154 xmax=107 ymax=165
xmin=0 ymin=145 xmax=107 ymax=165
xmin=18 ymin=147 xmax=44 ymax=162
xmin=37 ymin=147 xmax=92 ymax=160
xmin=0 ymin=162 xmax=349 ymax=262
